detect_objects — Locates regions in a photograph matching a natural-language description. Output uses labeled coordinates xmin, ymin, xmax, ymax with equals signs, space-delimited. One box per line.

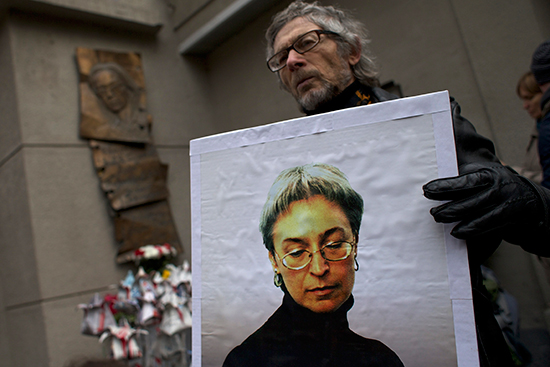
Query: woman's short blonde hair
xmin=259 ymin=163 xmax=364 ymax=253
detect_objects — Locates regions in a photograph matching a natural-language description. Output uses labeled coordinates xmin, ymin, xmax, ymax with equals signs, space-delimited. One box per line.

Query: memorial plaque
xmin=77 ymin=47 xmax=183 ymax=261
xmin=89 ymin=139 xmax=157 ymax=170
xmin=77 ymin=47 xmax=151 ymax=144
xmin=98 ymin=157 xmax=169 ymax=211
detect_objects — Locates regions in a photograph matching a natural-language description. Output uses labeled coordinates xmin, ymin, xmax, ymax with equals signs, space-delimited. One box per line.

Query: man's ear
xmin=268 ymin=251 xmax=278 ymax=272
xmin=348 ymin=37 xmax=362 ymax=66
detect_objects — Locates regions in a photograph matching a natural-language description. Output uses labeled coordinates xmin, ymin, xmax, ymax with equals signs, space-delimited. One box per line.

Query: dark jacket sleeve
xmin=538 ymin=115 xmax=550 ymax=189
xmin=450 ymin=98 xmax=500 ymax=169
xmin=451 ymin=98 xmax=550 ymax=257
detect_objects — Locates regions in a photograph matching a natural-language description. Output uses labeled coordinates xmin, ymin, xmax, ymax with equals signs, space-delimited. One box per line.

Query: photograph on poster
xmin=190 ymin=92 xmax=477 ymax=367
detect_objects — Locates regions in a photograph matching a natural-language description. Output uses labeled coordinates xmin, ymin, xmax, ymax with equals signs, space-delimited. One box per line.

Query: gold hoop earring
xmin=354 ymin=256 xmax=359 ymax=271
xmin=273 ymin=271 xmax=283 ymax=287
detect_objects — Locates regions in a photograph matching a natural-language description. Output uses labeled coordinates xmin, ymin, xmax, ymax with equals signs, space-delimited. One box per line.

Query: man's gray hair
xmin=265 ymin=1 xmax=379 ymax=87
xmin=259 ymin=163 xmax=364 ymax=253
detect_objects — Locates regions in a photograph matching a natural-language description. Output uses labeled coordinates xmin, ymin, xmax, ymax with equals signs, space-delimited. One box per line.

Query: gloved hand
xmin=422 ymin=164 xmax=546 ymax=240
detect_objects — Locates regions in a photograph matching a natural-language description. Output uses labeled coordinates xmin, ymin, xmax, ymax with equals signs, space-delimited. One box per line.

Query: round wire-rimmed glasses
xmin=276 ymin=241 xmax=355 ymax=270
xmin=267 ymin=29 xmax=339 ymax=72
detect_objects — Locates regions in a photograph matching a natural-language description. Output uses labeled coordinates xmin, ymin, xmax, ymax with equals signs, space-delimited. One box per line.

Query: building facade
xmin=0 ymin=0 xmax=549 ymax=366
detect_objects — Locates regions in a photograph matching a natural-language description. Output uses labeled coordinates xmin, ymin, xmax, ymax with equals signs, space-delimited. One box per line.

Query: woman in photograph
xmin=223 ymin=163 xmax=403 ymax=367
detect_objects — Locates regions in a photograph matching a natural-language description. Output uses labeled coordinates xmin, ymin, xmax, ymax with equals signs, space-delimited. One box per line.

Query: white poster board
xmin=190 ymin=91 xmax=478 ymax=367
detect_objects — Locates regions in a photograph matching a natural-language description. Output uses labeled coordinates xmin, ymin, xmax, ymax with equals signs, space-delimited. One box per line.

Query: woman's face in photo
xmin=269 ymin=195 xmax=356 ymax=313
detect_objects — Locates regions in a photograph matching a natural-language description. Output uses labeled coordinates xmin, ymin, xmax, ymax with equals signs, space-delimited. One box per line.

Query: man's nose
xmin=309 ymin=251 xmax=329 ymax=276
xmin=286 ymin=49 xmax=306 ymax=71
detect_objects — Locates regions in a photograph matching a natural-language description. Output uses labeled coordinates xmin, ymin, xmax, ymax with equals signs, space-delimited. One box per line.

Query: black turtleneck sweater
xmin=222 ymin=292 xmax=404 ymax=367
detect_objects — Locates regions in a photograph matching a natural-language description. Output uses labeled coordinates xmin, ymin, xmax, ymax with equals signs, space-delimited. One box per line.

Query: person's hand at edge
xmin=422 ymin=163 xmax=548 ymax=243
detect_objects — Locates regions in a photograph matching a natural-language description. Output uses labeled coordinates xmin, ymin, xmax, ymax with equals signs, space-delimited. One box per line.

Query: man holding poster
xmin=264 ymin=1 xmax=550 ymax=366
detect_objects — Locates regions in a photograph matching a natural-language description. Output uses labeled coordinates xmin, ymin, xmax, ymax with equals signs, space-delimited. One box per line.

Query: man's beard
xmin=291 ymin=67 xmax=353 ymax=112
xmin=297 ymin=77 xmax=340 ymax=111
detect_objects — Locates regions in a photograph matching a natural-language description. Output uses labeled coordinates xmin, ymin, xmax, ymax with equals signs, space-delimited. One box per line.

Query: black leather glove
xmin=422 ymin=164 xmax=548 ymax=242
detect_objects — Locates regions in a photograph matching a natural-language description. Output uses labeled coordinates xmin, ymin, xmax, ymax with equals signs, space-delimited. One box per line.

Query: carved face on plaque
xmin=89 ymin=65 xmax=132 ymax=113
xmin=82 ymin=62 xmax=150 ymax=143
